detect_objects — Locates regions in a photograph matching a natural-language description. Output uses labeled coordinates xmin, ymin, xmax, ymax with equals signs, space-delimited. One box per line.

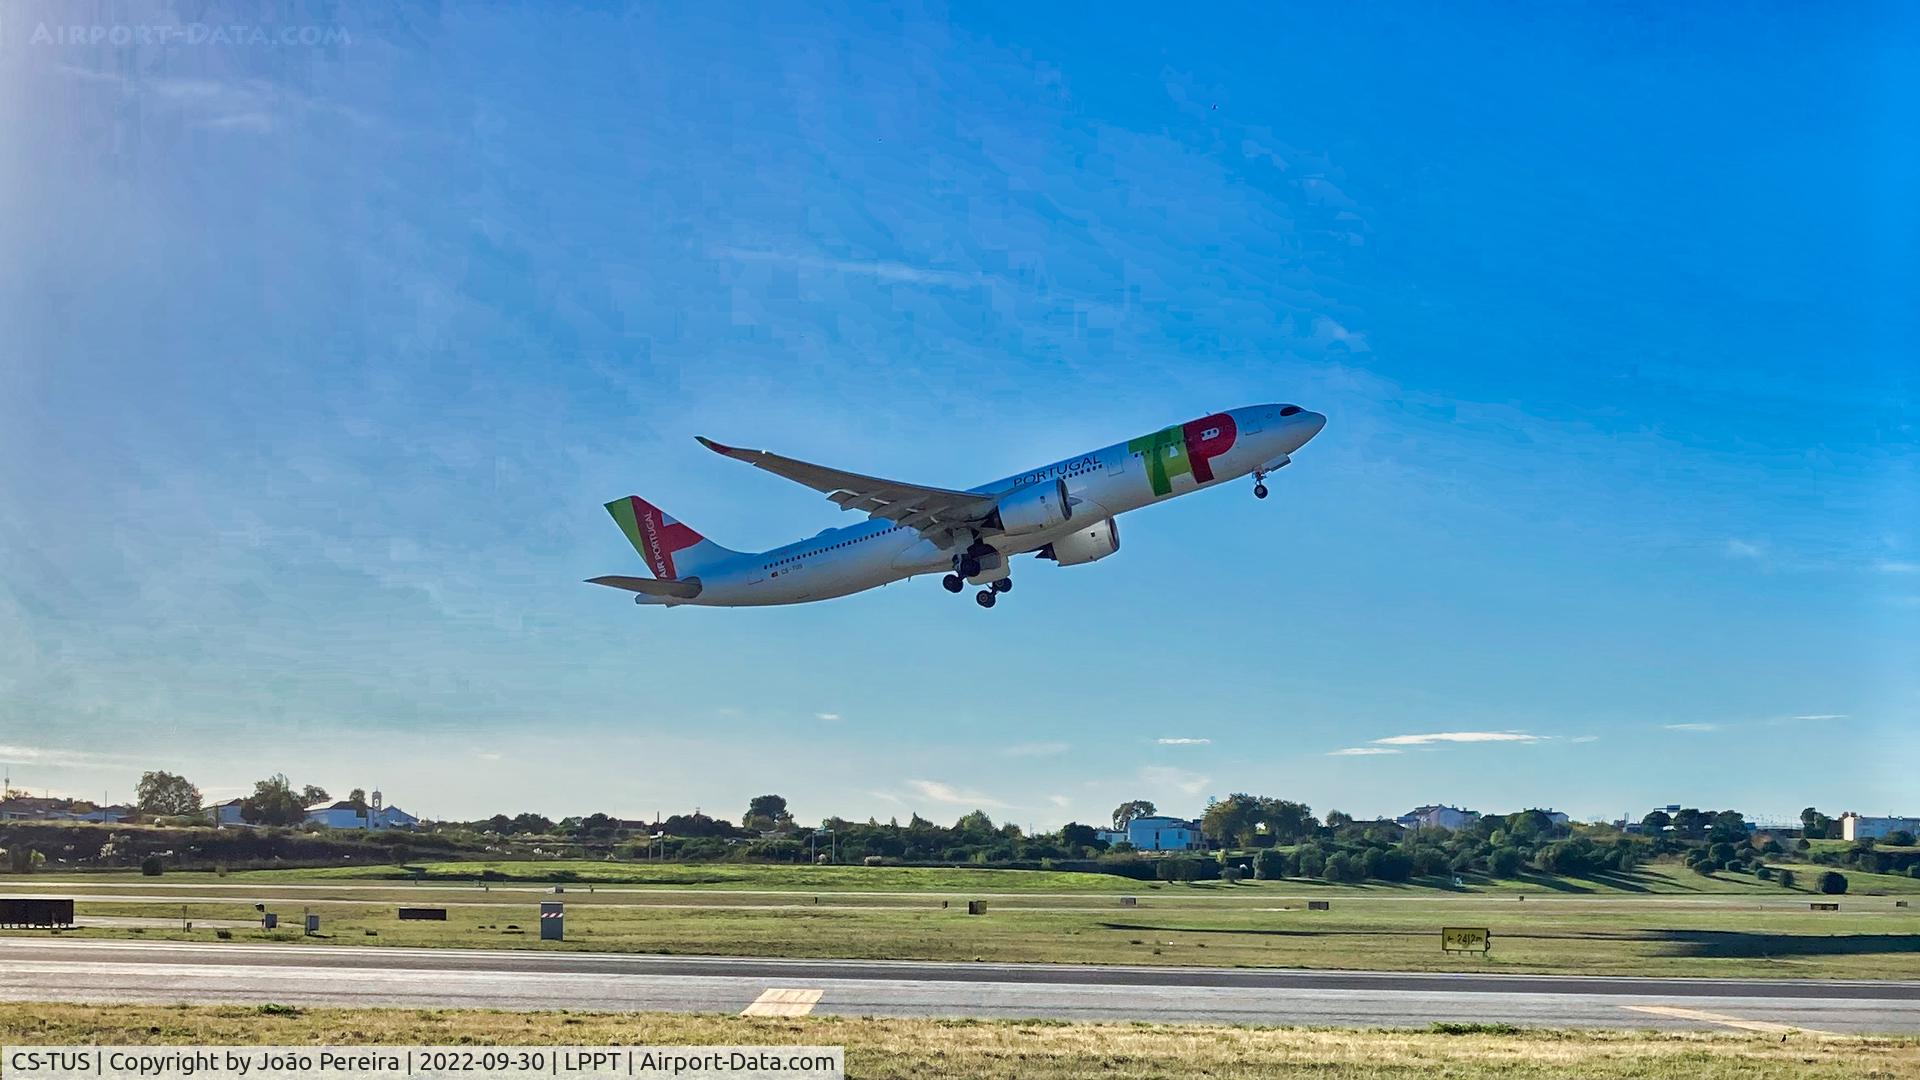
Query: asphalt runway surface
xmin=2 ymin=938 xmax=1916 ymax=1034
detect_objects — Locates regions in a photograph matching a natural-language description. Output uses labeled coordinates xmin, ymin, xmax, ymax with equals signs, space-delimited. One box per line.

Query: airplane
xmin=589 ymin=403 xmax=1326 ymax=609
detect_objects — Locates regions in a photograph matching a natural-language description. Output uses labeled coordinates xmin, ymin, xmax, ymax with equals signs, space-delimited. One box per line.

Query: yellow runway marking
xmin=1622 ymin=1004 xmax=1836 ymax=1036
xmin=741 ymin=987 xmax=823 ymax=1017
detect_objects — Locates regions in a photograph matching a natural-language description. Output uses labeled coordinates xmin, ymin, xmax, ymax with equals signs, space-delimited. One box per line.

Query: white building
xmin=1097 ymin=815 xmax=1204 ymax=852
xmin=305 ymin=791 xmax=418 ymax=831
xmin=1395 ymin=805 xmax=1481 ymax=832
xmin=1840 ymin=813 xmax=1920 ymax=842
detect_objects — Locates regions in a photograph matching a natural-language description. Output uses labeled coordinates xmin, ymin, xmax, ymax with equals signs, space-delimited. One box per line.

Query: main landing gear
xmin=942 ymin=574 xmax=965 ymax=593
xmin=976 ymin=589 xmax=997 ymax=608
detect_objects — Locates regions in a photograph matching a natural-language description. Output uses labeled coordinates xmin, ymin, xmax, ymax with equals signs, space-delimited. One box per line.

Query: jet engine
xmin=991 ymin=476 xmax=1073 ymax=535
xmin=1038 ymin=518 xmax=1119 ymax=566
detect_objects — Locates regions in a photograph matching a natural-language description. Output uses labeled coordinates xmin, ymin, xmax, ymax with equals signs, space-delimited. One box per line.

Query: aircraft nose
xmin=1302 ymin=411 xmax=1327 ymax=438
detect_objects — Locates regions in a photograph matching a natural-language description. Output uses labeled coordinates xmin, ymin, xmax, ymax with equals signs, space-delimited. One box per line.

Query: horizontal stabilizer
xmin=585 ymin=575 xmax=703 ymax=599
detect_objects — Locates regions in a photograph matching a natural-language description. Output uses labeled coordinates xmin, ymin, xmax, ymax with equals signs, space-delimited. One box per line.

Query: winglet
xmin=695 ymin=435 xmax=739 ymax=455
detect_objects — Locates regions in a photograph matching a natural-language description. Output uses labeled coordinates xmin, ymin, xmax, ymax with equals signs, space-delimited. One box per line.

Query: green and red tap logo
xmin=1127 ymin=412 xmax=1237 ymax=497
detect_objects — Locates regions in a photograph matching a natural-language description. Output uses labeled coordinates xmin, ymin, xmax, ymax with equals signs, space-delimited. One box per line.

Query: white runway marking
xmin=741 ymin=988 xmax=823 ymax=1017
xmin=1622 ymin=1004 xmax=1837 ymax=1036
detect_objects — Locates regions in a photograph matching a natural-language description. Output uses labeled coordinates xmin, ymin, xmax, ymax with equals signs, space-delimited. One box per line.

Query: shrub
xmin=1755 ymin=865 xmax=1775 ymax=881
xmin=1488 ymin=847 xmax=1524 ymax=878
xmin=1887 ymin=831 xmax=1915 ymax=847
xmin=1252 ymin=849 xmax=1286 ymax=881
xmin=214 ymin=929 xmax=232 ymax=940
xmin=140 ymin=856 xmax=164 ymax=876
xmin=1777 ymin=868 xmax=1796 ymax=888
xmin=1818 ymin=870 xmax=1848 ymax=895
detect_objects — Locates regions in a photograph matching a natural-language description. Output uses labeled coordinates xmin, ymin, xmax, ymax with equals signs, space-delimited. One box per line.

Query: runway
xmin=2 ymin=938 xmax=1916 ymax=1033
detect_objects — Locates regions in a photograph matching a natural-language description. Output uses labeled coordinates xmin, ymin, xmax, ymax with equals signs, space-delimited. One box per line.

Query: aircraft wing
xmin=696 ymin=436 xmax=1000 ymax=541
xmin=585 ymin=574 xmax=703 ymax=599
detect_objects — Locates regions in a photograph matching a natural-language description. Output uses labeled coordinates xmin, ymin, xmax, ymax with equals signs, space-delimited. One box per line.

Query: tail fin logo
xmin=605 ymin=496 xmax=704 ymax=580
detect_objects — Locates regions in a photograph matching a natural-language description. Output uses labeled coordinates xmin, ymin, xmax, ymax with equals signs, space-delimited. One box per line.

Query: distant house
xmin=0 ymin=797 xmax=131 ymax=823
xmin=1098 ymin=815 xmax=1204 ymax=852
xmin=204 ymin=798 xmax=247 ymax=826
xmin=1395 ymin=805 xmax=1481 ymax=832
xmin=304 ymin=792 xmax=418 ymax=831
xmin=305 ymin=801 xmax=371 ymax=829
xmin=1840 ymin=813 xmax=1920 ymax=842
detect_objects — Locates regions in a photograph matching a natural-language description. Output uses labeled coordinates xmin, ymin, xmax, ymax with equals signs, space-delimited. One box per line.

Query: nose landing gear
xmin=1253 ymin=483 xmax=1269 ymax=500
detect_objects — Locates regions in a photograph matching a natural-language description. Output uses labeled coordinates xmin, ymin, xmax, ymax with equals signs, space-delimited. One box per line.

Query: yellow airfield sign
xmin=1441 ymin=926 xmax=1491 ymax=954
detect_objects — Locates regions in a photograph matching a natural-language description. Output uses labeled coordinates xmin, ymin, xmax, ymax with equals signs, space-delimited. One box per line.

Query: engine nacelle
xmin=1039 ymin=517 xmax=1119 ymax=567
xmin=992 ymin=477 xmax=1073 ymax=535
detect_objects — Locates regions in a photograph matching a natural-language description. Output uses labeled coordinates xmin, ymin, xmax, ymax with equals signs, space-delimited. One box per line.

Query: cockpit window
xmin=1279 ymin=404 xmax=1304 ymax=416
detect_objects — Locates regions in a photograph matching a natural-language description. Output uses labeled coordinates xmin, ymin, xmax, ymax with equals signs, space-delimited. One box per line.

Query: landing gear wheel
xmin=1253 ymin=483 xmax=1269 ymax=500
xmin=991 ymin=578 xmax=1012 ymax=594
xmin=958 ymin=555 xmax=983 ymax=578
xmin=942 ymin=574 xmax=964 ymax=593
xmin=975 ymin=589 xmax=997 ymax=608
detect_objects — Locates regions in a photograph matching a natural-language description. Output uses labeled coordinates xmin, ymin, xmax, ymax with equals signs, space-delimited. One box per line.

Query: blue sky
xmin=1 ymin=3 xmax=1914 ymax=828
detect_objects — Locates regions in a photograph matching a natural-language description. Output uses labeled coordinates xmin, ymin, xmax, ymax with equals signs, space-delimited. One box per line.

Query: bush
xmin=1818 ymin=870 xmax=1848 ymax=895
xmin=1777 ymin=868 xmax=1796 ymax=888
xmin=1252 ymin=849 xmax=1286 ymax=881
xmin=1887 ymin=831 xmax=1915 ymax=847
xmin=140 ymin=856 xmax=164 ymax=877
xmin=1755 ymin=864 xmax=1774 ymax=881
xmin=1488 ymin=847 xmax=1524 ymax=878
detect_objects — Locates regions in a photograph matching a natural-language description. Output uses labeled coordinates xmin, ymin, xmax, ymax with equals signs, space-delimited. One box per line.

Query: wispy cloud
xmin=1047 ymin=794 xmax=1071 ymax=808
xmin=1003 ymin=741 xmax=1069 ymax=757
xmin=1570 ymin=735 xmax=1600 ymax=744
xmin=1328 ymin=747 xmax=1401 ymax=756
xmin=720 ymin=247 xmax=981 ymax=288
xmin=1663 ymin=723 xmax=1720 ymax=732
xmin=1371 ymin=731 xmax=1545 ymax=746
xmin=1156 ymin=737 xmax=1211 ymax=746
xmin=1876 ymin=561 xmax=1920 ymax=574
xmin=1725 ymin=538 xmax=1766 ymax=562
xmin=1788 ymin=714 xmax=1846 ymax=722
xmin=0 ymin=744 xmax=128 ymax=768
xmin=814 ymin=712 xmax=842 ymax=722
xmin=908 ymin=779 xmax=1010 ymax=809
xmin=1139 ymin=765 xmax=1211 ymax=796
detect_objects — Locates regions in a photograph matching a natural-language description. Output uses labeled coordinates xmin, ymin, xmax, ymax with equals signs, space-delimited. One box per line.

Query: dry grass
xmin=0 ymin=1004 xmax=1915 ymax=1079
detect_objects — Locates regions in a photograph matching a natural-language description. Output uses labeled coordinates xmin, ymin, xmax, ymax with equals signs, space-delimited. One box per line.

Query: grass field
xmin=7 ymin=861 xmax=1919 ymax=980
xmin=0 ymin=1004 xmax=1913 ymax=1079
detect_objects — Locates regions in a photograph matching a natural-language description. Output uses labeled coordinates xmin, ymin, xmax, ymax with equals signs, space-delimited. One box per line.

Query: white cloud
xmin=1570 ymin=736 xmax=1600 ymax=744
xmin=1725 ymin=538 xmax=1766 ymax=561
xmin=1156 ymin=737 xmax=1211 ymax=746
xmin=720 ymin=247 xmax=980 ymax=288
xmin=814 ymin=713 xmax=842 ymax=722
xmin=1876 ymin=561 xmax=1920 ymax=574
xmin=1139 ymin=765 xmax=1211 ymax=796
xmin=1328 ymin=747 xmax=1401 ymax=756
xmin=1047 ymin=794 xmax=1071 ymax=808
xmin=1663 ymin=723 xmax=1720 ymax=732
xmin=0 ymin=744 xmax=127 ymax=768
xmin=1371 ymin=731 xmax=1545 ymax=746
xmin=1789 ymin=714 xmax=1846 ymax=722
xmin=1003 ymin=741 xmax=1069 ymax=757
xmin=907 ymin=779 xmax=1010 ymax=809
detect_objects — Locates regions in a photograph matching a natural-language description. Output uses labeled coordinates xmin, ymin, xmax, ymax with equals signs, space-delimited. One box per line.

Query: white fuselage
xmin=672 ymin=403 xmax=1325 ymax=606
